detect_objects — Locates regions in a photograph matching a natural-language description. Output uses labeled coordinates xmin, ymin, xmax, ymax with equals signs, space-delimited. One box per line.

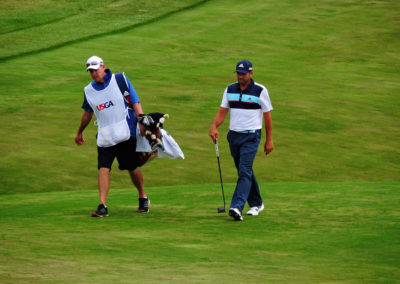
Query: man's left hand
xmin=264 ymin=140 xmax=274 ymax=155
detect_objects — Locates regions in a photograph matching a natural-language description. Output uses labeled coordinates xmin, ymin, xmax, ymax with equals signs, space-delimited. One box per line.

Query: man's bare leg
xmin=129 ymin=167 xmax=146 ymax=198
xmin=98 ymin=167 xmax=111 ymax=204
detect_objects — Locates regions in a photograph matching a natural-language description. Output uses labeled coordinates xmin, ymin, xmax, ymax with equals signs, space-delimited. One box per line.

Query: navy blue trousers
xmin=227 ymin=130 xmax=262 ymax=211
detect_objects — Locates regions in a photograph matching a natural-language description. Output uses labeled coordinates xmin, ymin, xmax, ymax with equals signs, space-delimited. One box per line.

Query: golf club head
xmin=217 ymin=207 xmax=226 ymax=213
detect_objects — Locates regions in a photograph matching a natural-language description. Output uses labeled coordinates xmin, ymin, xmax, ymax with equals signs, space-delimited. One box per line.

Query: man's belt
xmin=234 ymin=129 xmax=258 ymax=134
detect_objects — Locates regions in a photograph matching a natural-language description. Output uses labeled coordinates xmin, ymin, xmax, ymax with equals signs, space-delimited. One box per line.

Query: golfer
xmin=75 ymin=55 xmax=150 ymax=217
xmin=209 ymin=60 xmax=274 ymax=221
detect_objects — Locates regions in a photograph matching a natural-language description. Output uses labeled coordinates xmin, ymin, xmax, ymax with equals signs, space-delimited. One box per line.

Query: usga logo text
xmin=96 ymin=100 xmax=114 ymax=111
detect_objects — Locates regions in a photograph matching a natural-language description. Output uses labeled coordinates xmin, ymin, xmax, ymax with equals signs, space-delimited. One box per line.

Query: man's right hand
xmin=208 ymin=125 xmax=218 ymax=143
xmin=75 ymin=133 xmax=85 ymax=146
xmin=209 ymin=107 xmax=228 ymax=143
xmin=75 ymin=111 xmax=93 ymax=146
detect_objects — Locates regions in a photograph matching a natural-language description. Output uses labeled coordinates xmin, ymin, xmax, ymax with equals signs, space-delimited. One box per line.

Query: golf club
xmin=214 ymin=139 xmax=226 ymax=213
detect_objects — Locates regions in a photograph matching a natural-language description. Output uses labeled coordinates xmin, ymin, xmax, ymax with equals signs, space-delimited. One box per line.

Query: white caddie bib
xmin=84 ymin=75 xmax=130 ymax=147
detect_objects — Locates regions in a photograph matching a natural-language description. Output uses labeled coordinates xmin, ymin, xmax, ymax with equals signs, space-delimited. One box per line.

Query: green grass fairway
xmin=0 ymin=0 xmax=399 ymax=194
xmin=0 ymin=1 xmax=399 ymax=283
xmin=1 ymin=182 xmax=399 ymax=283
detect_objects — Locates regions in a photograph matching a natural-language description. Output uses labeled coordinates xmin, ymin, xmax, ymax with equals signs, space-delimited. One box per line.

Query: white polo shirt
xmin=221 ymin=80 xmax=273 ymax=132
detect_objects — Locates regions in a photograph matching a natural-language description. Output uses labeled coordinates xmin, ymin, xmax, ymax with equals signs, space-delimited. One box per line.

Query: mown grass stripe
xmin=0 ymin=14 xmax=79 ymax=36
xmin=0 ymin=0 xmax=210 ymax=63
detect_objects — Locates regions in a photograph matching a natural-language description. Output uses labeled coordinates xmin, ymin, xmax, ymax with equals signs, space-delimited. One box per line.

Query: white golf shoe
xmin=246 ymin=204 xmax=264 ymax=216
xmin=229 ymin=208 xmax=243 ymax=221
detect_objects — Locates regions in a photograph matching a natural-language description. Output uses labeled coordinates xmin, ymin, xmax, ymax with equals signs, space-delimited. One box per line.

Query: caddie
xmin=75 ymin=55 xmax=150 ymax=217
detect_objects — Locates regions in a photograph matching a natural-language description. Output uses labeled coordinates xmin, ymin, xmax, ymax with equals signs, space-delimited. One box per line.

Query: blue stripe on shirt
xmin=227 ymin=93 xmax=240 ymax=101
xmin=227 ymin=93 xmax=260 ymax=104
xmin=241 ymin=94 xmax=260 ymax=104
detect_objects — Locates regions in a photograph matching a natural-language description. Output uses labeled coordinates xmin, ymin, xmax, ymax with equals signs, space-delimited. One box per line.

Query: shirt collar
xmin=91 ymin=69 xmax=113 ymax=90
xmin=237 ymin=79 xmax=255 ymax=92
xmin=104 ymin=69 xmax=112 ymax=81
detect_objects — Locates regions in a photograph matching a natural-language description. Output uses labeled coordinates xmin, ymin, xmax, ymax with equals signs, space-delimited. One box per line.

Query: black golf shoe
xmin=92 ymin=204 xmax=108 ymax=217
xmin=229 ymin=208 xmax=243 ymax=221
xmin=138 ymin=197 xmax=150 ymax=213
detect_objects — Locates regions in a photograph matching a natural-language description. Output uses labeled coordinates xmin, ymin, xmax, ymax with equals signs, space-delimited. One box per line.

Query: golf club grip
xmin=214 ymin=140 xmax=219 ymax=157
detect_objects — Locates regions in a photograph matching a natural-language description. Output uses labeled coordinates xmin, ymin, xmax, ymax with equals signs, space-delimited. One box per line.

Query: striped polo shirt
xmin=221 ymin=79 xmax=273 ymax=132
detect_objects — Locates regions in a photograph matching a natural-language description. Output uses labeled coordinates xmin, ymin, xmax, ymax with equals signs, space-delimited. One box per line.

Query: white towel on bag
xmin=135 ymin=125 xmax=185 ymax=159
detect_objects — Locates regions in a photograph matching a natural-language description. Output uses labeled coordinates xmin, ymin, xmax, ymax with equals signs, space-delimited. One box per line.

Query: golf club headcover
xmin=138 ymin=113 xmax=169 ymax=153
xmin=138 ymin=113 xmax=169 ymax=131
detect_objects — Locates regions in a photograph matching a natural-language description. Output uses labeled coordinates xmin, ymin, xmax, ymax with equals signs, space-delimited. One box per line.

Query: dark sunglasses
xmin=86 ymin=61 xmax=102 ymax=67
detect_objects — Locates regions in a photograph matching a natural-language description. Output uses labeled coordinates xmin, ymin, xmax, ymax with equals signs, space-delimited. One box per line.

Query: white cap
xmin=86 ymin=55 xmax=104 ymax=71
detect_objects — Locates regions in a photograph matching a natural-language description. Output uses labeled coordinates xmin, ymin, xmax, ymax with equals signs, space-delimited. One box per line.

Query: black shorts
xmin=97 ymin=138 xmax=139 ymax=171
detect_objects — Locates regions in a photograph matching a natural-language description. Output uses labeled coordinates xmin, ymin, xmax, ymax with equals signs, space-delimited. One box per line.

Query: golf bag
xmin=115 ymin=73 xmax=183 ymax=166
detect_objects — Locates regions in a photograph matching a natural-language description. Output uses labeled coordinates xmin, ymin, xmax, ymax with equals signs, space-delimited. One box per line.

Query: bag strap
xmin=115 ymin=72 xmax=133 ymax=109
